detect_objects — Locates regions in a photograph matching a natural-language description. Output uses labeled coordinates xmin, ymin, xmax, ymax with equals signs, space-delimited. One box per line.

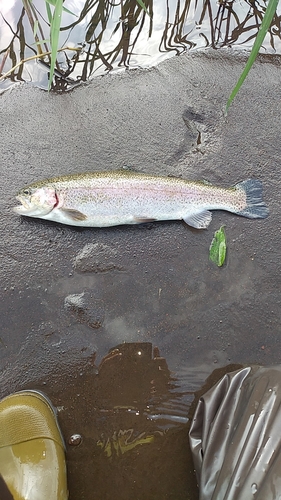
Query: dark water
xmin=1 ymin=0 xmax=281 ymax=92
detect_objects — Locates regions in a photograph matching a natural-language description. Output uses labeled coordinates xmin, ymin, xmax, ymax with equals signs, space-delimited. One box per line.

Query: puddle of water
xmin=0 ymin=293 xmax=243 ymax=500
xmin=1 ymin=0 xmax=281 ymax=92
xmin=13 ymin=339 xmax=199 ymax=499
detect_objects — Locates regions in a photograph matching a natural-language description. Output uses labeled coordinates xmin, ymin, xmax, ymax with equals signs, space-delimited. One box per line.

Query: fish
xmin=13 ymin=170 xmax=269 ymax=229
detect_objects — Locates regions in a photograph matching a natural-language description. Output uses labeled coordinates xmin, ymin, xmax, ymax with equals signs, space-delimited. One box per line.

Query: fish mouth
xmin=13 ymin=205 xmax=28 ymax=214
xmin=13 ymin=195 xmax=55 ymax=217
xmin=13 ymin=196 xmax=31 ymax=214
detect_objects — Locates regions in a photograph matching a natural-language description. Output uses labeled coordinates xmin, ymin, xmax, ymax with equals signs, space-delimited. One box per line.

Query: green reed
xmin=226 ymin=0 xmax=279 ymax=112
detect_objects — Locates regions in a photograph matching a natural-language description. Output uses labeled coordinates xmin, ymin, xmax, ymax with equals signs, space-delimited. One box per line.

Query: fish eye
xmin=23 ymin=188 xmax=31 ymax=196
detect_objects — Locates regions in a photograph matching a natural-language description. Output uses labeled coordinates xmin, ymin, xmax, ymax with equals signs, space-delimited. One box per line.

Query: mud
xmin=1 ymin=50 xmax=281 ymax=499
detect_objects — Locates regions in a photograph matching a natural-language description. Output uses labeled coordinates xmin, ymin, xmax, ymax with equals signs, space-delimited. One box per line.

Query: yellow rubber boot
xmin=0 ymin=390 xmax=68 ymax=500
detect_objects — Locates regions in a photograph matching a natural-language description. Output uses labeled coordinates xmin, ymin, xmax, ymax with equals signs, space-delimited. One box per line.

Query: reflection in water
xmin=0 ymin=0 xmax=281 ymax=92
xmin=95 ymin=342 xmax=191 ymax=422
xmin=89 ymin=343 xmax=195 ymax=496
xmin=53 ymin=342 xmax=198 ymax=498
xmin=81 ymin=342 xmax=192 ymax=460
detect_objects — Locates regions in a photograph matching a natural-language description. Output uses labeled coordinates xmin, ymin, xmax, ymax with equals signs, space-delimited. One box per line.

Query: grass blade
xmin=48 ymin=0 xmax=64 ymax=90
xmin=226 ymin=0 xmax=278 ymax=112
xmin=136 ymin=0 xmax=151 ymax=17
xmin=45 ymin=0 xmax=77 ymax=17
xmin=45 ymin=1 xmax=53 ymax=24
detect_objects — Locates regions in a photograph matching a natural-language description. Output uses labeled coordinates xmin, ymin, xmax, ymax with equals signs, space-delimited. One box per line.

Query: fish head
xmin=14 ymin=185 xmax=58 ymax=217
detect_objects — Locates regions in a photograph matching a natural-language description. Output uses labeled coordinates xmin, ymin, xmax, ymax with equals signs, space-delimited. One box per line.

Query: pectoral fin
xmin=60 ymin=208 xmax=87 ymax=221
xmin=183 ymin=210 xmax=212 ymax=229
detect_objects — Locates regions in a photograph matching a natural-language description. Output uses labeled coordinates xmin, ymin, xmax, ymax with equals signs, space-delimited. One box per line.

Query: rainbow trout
xmin=13 ymin=171 xmax=268 ymax=229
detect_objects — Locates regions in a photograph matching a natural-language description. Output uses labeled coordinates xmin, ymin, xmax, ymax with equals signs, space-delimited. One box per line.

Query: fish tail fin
xmin=235 ymin=179 xmax=269 ymax=219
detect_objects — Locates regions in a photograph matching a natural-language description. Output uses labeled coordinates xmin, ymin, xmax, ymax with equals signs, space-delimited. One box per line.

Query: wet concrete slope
xmin=1 ymin=50 xmax=281 ymax=499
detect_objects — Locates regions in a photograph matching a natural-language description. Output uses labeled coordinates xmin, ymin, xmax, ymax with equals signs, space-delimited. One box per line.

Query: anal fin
xmin=133 ymin=217 xmax=157 ymax=223
xmin=183 ymin=210 xmax=212 ymax=229
xmin=60 ymin=208 xmax=87 ymax=221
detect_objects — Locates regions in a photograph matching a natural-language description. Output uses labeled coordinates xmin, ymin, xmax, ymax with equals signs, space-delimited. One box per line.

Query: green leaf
xmin=226 ymin=0 xmax=278 ymax=112
xmin=209 ymin=226 xmax=227 ymax=267
xmin=45 ymin=0 xmax=77 ymax=17
xmin=48 ymin=0 xmax=64 ymax=90
xmin=136 ymin=0 xmax=151 ymax=17
xmin=45 ymin=1 xmax=53 ymax=24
